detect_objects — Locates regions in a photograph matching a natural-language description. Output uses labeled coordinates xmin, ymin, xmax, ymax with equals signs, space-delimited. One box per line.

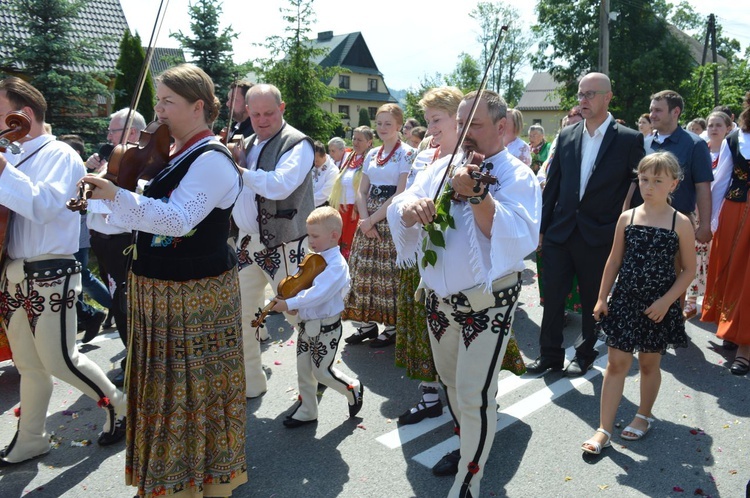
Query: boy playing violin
xmin=271 ymin=206 xmax=364 ymax=428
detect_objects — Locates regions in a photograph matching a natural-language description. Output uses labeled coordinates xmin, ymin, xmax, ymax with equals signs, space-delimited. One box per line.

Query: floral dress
xmin=599 ymin=210 xmax=688 ymax=354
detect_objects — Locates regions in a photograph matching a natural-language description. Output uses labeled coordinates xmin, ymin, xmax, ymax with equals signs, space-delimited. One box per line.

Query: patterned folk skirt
xmin=343 ymin=194 xmax=399 ymax=325
xmin=395 ymin=265 xmax=436 ymax=381
xmin=125 ymin=268 xmax=247 ymax=498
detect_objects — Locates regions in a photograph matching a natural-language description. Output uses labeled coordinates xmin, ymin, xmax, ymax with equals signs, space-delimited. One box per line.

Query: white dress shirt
xmin=232 ymin=129 xmax=315 ymax=234
xmin=388 ymin=149 xmax=541 ymax=298
xmin=710 ymin=130 xmax=750 ymax=232
xmin=312 ymin=155 xmax=339 ymax=206
xmin=580 ymin=113 xmax=613 ymax=199
xmin=103 ymin=137 xmax=240 ymax=236
xmin=285 ymin=246 xmax=350 ymax=321
xmin=0 ymin=135 xmax=83 ymax=259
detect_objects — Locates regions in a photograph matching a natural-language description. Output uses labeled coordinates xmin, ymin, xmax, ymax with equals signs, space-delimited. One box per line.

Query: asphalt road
xmin=1 ymin=257 xmax=748 ymax=498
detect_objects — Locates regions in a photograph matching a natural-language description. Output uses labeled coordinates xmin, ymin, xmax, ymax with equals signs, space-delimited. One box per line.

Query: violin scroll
xmin=0 ymin=111 xmax=31 ymax=154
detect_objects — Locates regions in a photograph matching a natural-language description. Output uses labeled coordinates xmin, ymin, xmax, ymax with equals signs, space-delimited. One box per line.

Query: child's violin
xmin=251 ymin=253 xmax=328 ymax=331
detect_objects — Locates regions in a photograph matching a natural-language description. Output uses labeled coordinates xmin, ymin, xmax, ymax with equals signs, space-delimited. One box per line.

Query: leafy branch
xmin=421 ymin=183 xmax=456 ymax=268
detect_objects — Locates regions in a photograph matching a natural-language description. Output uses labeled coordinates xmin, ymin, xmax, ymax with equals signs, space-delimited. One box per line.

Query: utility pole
xmin=598 ymin=0 xmax=610 ymax=75
xmin=709 ymin=14 xmax=719 ymax=106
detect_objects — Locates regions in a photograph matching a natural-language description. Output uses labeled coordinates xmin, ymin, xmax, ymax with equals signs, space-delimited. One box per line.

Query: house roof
xmin=516 ymin=72 xmax=563 ymax=112
xmin=146 ymin=47 xmax=187 ymax=75
xmin=310 ymin=31 xmax=397 ymax=104
xmin=667 ymin=24 xmax=727 ymax=66
xmin=0 ymin=0 xmax=130 ymax=74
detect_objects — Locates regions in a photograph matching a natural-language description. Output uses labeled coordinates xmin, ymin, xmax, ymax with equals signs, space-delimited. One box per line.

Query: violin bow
xmin=431 ymin=24 xmax=508 ymax=204
xmin=117 ymin=0 xmax=170 ymax=147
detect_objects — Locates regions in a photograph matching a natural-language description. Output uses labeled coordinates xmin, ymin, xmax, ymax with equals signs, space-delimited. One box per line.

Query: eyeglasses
xmin=576 ymin=90 xmax=607 ymax=101
xmin=107 ymin=127 xmax=125 ymax=134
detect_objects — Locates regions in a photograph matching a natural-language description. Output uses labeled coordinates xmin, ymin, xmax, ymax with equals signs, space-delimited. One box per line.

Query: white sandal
xmin=621 ymin=413 xmax=654 ymax=440
xmin=581 ymin=428 xmax=612 ymax=455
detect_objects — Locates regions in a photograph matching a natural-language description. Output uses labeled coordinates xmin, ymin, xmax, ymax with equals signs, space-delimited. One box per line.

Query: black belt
xmin=90 ymin=230 xmax=131 ymax=240
xmin=439 ymin=276 xmax=521 ymax=311
xmin=24 ymin=259 xmax=82 ymax=280
xmin=300 ymin=319 xmax=341 ymax=334
xmin=370 ymin=185 xmax=397 ymax=199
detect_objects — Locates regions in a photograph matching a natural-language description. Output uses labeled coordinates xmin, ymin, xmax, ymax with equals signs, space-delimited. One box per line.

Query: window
xmin=368 ymin=107 xmax=377 ymax=120
xmin=533 ymin=119 xmax=542 ymax=125
xmin=339 ymin=75 xmax=350 ymax=89
xmin=368 ymin=78 xmax=378 ymax=92
xmin=338 ymin=105 xmax=350 ymax=119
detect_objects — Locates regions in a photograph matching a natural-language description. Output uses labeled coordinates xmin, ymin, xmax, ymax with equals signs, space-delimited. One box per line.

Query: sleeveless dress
xmin=599 ymin=209 xmax=688 ymax=354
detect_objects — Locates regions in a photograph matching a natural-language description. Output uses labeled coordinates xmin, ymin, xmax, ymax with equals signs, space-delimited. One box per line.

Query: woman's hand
xmin=644 ymin=297 xmax=670 ymax=323
xmin=592 ymin=300 xmax=608 ymax=322
xmin=82 ymin=175 xmax=120 ymax=201
xmin=359 ymin=217 xmax=373 ymax=233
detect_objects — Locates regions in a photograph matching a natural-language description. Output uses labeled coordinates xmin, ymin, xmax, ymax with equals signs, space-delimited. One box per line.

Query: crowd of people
xmin=0 ymin=65 xmax=748 ymax=498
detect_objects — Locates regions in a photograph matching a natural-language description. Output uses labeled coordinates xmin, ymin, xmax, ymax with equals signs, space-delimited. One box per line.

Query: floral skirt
xmin=125 ymin=269 xmax=247 ymax=498
xmin=395 ymin=265 xmax=436 ymax=381
xmin=343 ymin=195 xmax=399 ymax=325
xmin=536 ymin=249 xmax=581 ymax=312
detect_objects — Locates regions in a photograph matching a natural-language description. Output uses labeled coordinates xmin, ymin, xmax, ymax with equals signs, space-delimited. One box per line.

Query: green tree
xmin=255 ymin=0 xmax=340 ymax=141
xmin=445 ymin=53 xmax=481 ymax=93
xmin=358 ymin=108 xmax=371 ymax=128
xmin=0 ymin=0 xmax=110 ymax=139
xmin=683 ymin=57 xmax=750 ymax=120
xmin=532 ymin=0 xmax=695 ymax=125
xmin=470 ymin=1 xmax=531 ymax=105
xmin=113 ymin=30 xmax=156 ymax=122
xmin=170 ymin=0 xmax=237 ymax=126
xmin=403 ymin=73 xmax=444 ymax=127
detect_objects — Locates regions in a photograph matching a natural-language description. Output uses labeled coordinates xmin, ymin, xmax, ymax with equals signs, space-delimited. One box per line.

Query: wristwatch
xmin=467 ymin=187 xmax=489 ymax=205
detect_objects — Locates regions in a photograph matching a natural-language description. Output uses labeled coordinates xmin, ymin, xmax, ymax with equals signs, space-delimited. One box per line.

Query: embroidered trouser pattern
xmin=426 ymin=279 xmax=520 ymax=498
xmin=1 ymin=269 xmax=121 ymax=462
xmin=290 ymin=322 xmax=357 ymax=421
xmin=237 ymin=233 xmax=308 ymax=397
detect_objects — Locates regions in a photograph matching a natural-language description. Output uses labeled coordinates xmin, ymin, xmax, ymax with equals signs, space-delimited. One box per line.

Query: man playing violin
xmin=231 ymin=83 xmax=316 ymax=399
xmin=85 ymin=107 xmax=147 ymax=386
xmin=0 ymin=77 xmax=126 ymax=465
xmin=388 ymin=90 xmax=541 ymax=498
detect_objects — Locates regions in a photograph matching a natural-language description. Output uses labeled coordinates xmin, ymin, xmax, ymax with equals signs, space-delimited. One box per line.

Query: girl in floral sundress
xmin=582 ymin=152 xmax=695 ymax=455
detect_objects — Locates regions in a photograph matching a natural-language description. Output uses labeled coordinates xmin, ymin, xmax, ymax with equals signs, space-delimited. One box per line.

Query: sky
xmin=121 ymin=0 xmax=750 ymax=91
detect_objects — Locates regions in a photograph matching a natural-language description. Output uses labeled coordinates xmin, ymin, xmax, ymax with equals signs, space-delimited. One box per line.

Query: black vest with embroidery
xmin=724 ymin=129 xmax=750 ymax=203
xmin=131 ymin=142 xmax=240 ymax=281
xmin=243 ymin=123 xmax=314 ymax=249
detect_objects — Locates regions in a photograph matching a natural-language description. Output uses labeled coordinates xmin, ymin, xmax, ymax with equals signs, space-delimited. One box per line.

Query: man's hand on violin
xmin=82 ymin=175 xmax=120 ymax=201
xmin=451 ymin=165 xmax=485 ymax=199
xmin=402 ymin=198 xmax=436 ymax=227
xmin=85 ymin=153 xmax=106 ymax=174
xmin=271 ymin=299 xmax=290 ymax=313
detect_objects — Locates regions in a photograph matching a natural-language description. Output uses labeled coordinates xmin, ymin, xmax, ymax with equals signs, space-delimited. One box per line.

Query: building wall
xmin=518 ymin=110 xmax=567 ymax=138
xmin=319 ymin=71 xmax=388 ymax=127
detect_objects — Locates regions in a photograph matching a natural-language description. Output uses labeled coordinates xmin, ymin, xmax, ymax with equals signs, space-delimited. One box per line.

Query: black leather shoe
xmin=348 ymin=383 xmax=364 ymax=418
xmin=112 ymin=370 xmax=125 ymax=388
xmin=525 ymin=356 xmax=564 ymax=374
xmin=370 ymin=328 xmax=396 ymax=348
xmin=345 ymin=324 xmax=378 ymax=345
xmin=398 ymin=399 xmax=443 ymax=425
xmin=730 ymin=356 xmax=749 ymax=376
xmin=82 ymin=310 xmax=106 ymax=344
xmin=565 ymin=356 xmax=595 ymax=377
xmin=432 ymin=449 xmax=460 ymax=476
xmin=98 ymin=417 xmax=126 ymax=446
xmin=283 ymin=417 xmax=317 ymax=429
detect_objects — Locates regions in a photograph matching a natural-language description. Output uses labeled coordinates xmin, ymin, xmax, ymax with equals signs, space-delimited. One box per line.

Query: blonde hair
xmin=156 ymin=64 xmax=220 ymax=124
xmin=307 ymin=206 xmax=343 ymax=233
xmin=637 ymin=151 xmax=683 ymax=181
xmin=419 ymin=86 xmax=463 ymax=116
xmin=376 ymin=103 xmax=404 ymax=127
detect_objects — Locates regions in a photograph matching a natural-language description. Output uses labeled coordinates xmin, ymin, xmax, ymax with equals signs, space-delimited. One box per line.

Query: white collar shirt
xmin=284 ymin=246 xmax=350 ymax=321
xmin=580 ymin=113 xmax=612 ymax=199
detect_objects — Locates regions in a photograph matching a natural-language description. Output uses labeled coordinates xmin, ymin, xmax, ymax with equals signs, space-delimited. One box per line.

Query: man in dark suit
xmin=527 ymin=72 xmax=645 ymax=377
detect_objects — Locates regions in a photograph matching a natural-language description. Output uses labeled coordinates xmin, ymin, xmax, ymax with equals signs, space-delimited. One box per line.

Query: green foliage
xmin=254 ymin=0 xmax=341 ymax=141
xmin=114 ymin=30 xmax=156 ymax=121
xmin=421 ymin=183 xmax=456 ymax=268
xmin=470 ymin=2 xmax=532 ymax=105
xmin=0 ymin=0 xmax=111 ymax=134
xmin=403 ymin=73 xmax=443 ymax=126
xmin=170 ymin=0 xmax=237 ymax=127
xmin=445 ymin=52 xmax=481 ymax=93
xmin=532 ymin=0 xmax=695 ymax=125
xmin=683 ymin=57 xmax=750 ymax=120
xmin=358 ymin=107 xmax=371 ymax=128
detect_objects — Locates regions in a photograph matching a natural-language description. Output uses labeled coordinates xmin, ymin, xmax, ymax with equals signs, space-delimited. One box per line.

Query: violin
xmin=448 ymin=150 xmax=497 ymax=203
xmin=251 ymin=253 xmax=327 ymax=331
xmin=66 ymin=121 xmax=171 ymax=212
xmin=0 ymin=111 xmax=32 ymax=257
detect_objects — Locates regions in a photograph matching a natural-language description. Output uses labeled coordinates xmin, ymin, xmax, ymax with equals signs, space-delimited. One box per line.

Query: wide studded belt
xmin=24 ymin=259 xmax=82 ymax=280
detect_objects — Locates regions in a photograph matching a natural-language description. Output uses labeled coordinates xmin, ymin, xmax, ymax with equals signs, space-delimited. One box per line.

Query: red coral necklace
xmin=375 ymin=141 xmax=400 ymax=166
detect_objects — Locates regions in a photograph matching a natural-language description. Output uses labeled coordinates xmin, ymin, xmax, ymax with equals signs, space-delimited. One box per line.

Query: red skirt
xmin=338 ymin=204 xmax=359 ymax=260
xmin=0 ymin=326 xmax=11 ymax=362
xmin=701 ymin=198 xmax=750 ymax=345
